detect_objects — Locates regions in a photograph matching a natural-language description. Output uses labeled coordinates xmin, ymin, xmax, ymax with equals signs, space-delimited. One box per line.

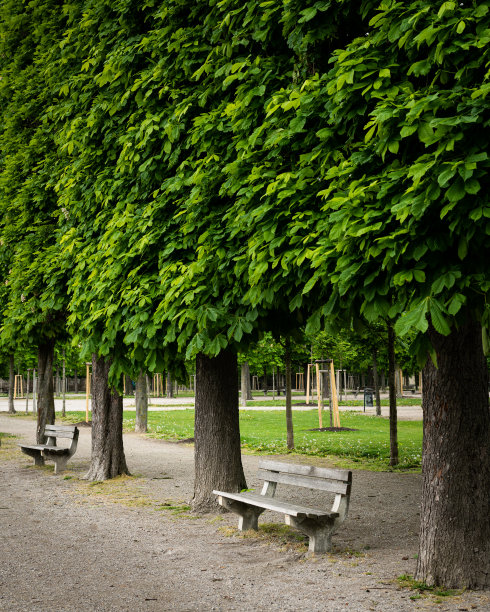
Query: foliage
xmin=0 ymin=0 xmax=71 ymax=351
xmin=222 ymin=0 xmax=490 ymax=362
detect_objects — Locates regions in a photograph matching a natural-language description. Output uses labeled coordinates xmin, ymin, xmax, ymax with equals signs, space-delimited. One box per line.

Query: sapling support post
xmin=306 ymin=363 xmax=312 ymax=405
xmin=14 ymin=374 xmax=24 ymax=399
xmin=315 ymin=360 xmax=341 ymax=429
xmin=25 ymin=369 xmax=31 ymax=413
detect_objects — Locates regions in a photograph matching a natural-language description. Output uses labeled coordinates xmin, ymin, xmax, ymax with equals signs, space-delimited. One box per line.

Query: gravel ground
xmin=0 ymin=413 xmax=488 ymax=612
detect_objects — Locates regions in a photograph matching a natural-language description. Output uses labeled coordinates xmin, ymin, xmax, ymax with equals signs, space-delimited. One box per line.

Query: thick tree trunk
xmin=85 ymin=353 xmax=129 ymax=481
xmin=387 ymin=322 xmax=398 ymax=466
xmin=135 ymin=371 xmax=148 ymax=433
xmin=284 ymin=338 xmax=294 ymax=450
xmin=372 ymin=349 xmax=381 ymax=416
xmin=415 ymin=319 xmax=490 ymax=589
xmin=8 ymin=354 xmax=16 ymax=414
xmin=192 ymin=349 xmax=246 ymax=512
xmin=36 ymin=340 xmax=55 ymax=444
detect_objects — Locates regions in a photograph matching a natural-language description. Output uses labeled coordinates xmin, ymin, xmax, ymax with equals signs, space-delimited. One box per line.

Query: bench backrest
xmin=258 ymin=459 xmax=351 ymax=496
xmin=45 ymin=424 xmax=79 ymax=447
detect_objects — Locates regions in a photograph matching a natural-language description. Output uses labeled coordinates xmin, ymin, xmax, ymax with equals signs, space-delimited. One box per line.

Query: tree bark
xmin=8 ymin=354 xmax=16 ymax=414
xmin=240 ymin=362 xmax=252 ymax=406
xmin=192 ymin=349 xmax=246 ymax=512
xmin=135 ymin=371 xmax=148 ymax=433
xmin=85 ymin=353 xmax=129 ymax=481
xmin=284 ymin=338 xmax=294 ymax=450
xmin=36 ymin=340 xmax=55 ymax=444
xmin=74 ymin=367 xmax=78 ymax=394
xmin=387 ymin=322 xmax=398 ymax=466
xmin=166 ymin=371 xmax=174 ymax=398
xmin=415 ymin=319 xmax=490 ymax=589
xmin=372 ymin=349 xmax=381 ymax=416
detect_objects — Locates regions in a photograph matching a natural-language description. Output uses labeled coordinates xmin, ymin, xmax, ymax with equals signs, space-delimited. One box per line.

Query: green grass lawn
xmin=61 ymin=409 xmax=422 ymax=472
xmin=244 ymin=397 xmax=422 ymax=407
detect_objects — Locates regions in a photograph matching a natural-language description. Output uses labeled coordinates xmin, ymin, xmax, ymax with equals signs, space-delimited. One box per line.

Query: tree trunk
xmin=8 ymin=354 xmax=16 ymax=414
xmin=372 ymin=349 xmax=381 ymax=416
xmin=36 ymin=340 xmax=55 ymax=444
xmin=415 ymin=319 xmax=490 ymax=589
xmin=192 ymin=349 xmax=246 ymax=512
xmin=240 ymin=362 xmax=252 ymax=406
xmin=85 ymin=353 xmax=129 ymax=481
xmin=395 ymin=365 xmax=403 ymax=398
xmin=135 ymin=371 xmax=148 ymax=433
xmin=74 ymin=367 xmax=78 ymax=394
xmin=387 ymin=322 xmax=398 ymax=466
xmin=166 ymin=371 xmax=174 ymax=398
xmin=284 ymin=338 xmax=294 ymax=450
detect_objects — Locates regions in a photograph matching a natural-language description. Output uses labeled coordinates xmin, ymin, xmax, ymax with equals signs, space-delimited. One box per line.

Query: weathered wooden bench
xmin=19 ymin=424 xmax=79 ymax=474
xmin=213 ymin=459 xmax=352 ymax=553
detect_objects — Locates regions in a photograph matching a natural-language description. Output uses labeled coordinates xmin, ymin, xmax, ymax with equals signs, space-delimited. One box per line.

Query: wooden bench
xmin=19 ymin=424 xmax=79 ymax=474
xmin=213 ymin=459 xmax=352 ymax=553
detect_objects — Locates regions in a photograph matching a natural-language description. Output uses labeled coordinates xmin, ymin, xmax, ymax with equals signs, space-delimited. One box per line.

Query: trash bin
xmin=364 ymin=388 xmax=374 ymax=411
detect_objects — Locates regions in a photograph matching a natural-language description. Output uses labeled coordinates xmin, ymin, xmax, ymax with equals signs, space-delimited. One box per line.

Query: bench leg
xmin=20 ymin=448 xmax=45 ymax=467
xmin=34 ymin=454 xmax=45 ymax=467
xmin=285 ymin=516 xmax=335 ymax=554
xmin=51 ymin=456 xmax=69 ymax=475
xmin=217 ymin=497 xmax=265 ymax=531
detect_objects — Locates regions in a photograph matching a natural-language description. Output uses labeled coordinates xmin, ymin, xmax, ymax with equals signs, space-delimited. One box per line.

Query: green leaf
xmin=429 ymin=300 xmax=451 ymax=336
xmin=464 ymin=179 xmax=480 ymax=195
xmin=395 ymin=300 xmax=429 ymax=336
xmin=446 ymin=180 xmax=465 ymax=203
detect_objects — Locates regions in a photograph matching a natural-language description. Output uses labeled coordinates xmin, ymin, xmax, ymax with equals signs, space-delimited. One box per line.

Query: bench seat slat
xmin=44 ymin=431 xmax=76 ymax=439
xmin=257 ymin=469 xmax=349 ymax=495
xmin=213 ymin=490 xmax=338 ymax=520
xmin=19 ymin=444 xmax=70 ymax=455
xmin=258 ymin=459 xmax=351 ymax=482
xmin=44 ymin=425 xmax=77 ymax=439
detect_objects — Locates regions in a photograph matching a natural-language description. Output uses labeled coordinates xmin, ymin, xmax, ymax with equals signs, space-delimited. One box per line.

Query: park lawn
xmin=244 ymin=397 xmax=422 ymax=407
xmin=62 ymin=409 xmax=422 ymax=472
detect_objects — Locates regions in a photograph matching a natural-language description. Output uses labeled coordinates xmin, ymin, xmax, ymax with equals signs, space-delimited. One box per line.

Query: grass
xmin=59 ymin=409 xmax=422 ymax=471
xmin=397 ymin=574 xmax=464 ymax=601
xmin=245 ymin=397 xmax=422 ymax=407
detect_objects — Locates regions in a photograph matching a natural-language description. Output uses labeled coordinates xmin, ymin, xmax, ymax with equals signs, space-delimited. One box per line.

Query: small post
xmin=25 ymin=369 xmax=31 ymax=413
xmin=272 ymin=366 xmax=276 ymax=401
xmin=306 ymin=363 xmax=311 ymax=405
xmin=330 ymin=360 xmax=340 ymax=427
xmin=316 ymin=363 xmax=323 ymax=428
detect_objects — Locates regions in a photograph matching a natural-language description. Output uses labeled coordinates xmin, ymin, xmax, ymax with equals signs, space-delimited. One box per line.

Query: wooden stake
xmin=25 ymin=370 xmax=30 ymax=413
xmin=316 ymin=363 xmax=323 ymax=428
xmin=330 ymin=360 xmax=341 ymax=428
xmin=306 ymin=363 xmax=311 ymax=405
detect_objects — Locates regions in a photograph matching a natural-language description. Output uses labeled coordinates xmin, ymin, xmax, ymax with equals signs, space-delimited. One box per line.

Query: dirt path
xmin=0 ymin=414 xmax=487 ymax=611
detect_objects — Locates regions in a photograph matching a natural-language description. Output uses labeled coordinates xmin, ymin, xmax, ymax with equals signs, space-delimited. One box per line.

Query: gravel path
xmin=0 ymin=414 xmax=488 ymax=612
